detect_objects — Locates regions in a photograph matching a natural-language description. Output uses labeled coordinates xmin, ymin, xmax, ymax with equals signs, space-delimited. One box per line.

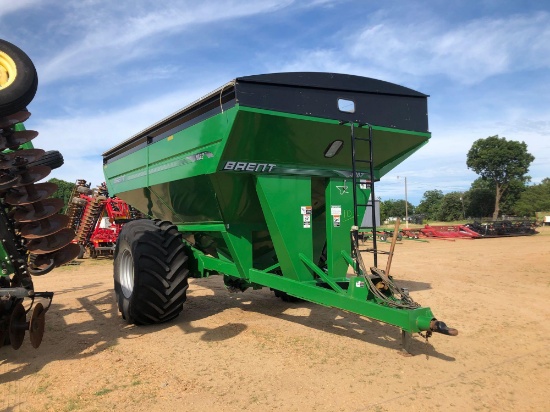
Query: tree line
xmin=380 ymin=135 xmax=549 ymax=223
xmin=49 ymin=178 xmax=76 ymax=213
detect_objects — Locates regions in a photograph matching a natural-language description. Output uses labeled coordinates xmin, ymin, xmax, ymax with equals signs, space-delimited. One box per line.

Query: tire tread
xmin=114 ymin=219 xmax=189 ymax=325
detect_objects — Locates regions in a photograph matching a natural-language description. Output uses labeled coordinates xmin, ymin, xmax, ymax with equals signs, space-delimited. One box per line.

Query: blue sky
xmin=1 ymin=0 xmax=548 ymax=205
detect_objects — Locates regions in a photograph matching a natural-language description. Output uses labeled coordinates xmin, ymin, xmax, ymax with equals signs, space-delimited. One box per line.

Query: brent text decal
xmin=223 ymin=161 xmax=276 ymax=172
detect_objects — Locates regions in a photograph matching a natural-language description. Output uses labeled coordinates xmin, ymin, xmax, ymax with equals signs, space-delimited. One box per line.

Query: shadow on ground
xmin=0 ymin=274 xmax=452 ymax=387
xmin=178 ymin=277 xmax=453 ymax=361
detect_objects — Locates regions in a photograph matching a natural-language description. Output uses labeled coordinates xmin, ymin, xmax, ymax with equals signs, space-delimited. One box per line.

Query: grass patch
xmin=36 ymin=382 xmax=50 ymax=394
xmin=64 ymin=398 xmax=83 ymax=411
xmin=94 ymin=387 xmax=114 ymax=396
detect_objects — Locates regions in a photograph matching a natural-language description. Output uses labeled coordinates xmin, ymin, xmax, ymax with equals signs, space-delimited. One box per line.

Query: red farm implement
xmin=420 ymin=224 xmax=480 ymax=239
xmin=398 ymin=225 xmax=480 ymax=240
xmin=66 ymin=180 xmax=139 ymax=258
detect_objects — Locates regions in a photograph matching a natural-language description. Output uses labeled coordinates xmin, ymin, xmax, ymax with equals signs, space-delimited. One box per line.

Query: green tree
xmin=499 ymin=179 xmax=528 ymax=215
xmin=379 ymin=199 xmax=388 ymax=222
xmin=416 ymin=189 xmax=444 ymax=221
xmin=437 ymin=192 xmax=464 ymax=221
xmin=466 ymin=178 xmax=494 ymax=218
xmin=466 ymin=135 xmax=534 ymax=220
xmin=513 ymin=178 xmax=550 ymax=216
xmin=466 ymin=177 xmax=527 ymax=218
xmin=380 ymin=199 xmax=414 ymax=222
xmin=48 ymin=178 xmax=75 ymax=213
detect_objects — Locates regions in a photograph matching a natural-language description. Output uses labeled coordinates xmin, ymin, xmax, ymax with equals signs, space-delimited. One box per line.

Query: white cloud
xmin=274 ymin=11 xmax=550 ymax=85
xmin=29 ymin=82 xmax=218 ymax=186
xmin=39 ymin=0 xmax=295 ymax=84
xmin=373 ymin=103 xmax=550 ymax=203
xmin=302 ymin=0 xmax=346 ymax=7
xmin=0 ymin=0 xmax=41 ymax=19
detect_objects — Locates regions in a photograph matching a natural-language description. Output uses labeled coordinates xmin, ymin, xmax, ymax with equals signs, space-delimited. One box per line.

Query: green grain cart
xmin=103 ymin=73 xmax=457 ymax=352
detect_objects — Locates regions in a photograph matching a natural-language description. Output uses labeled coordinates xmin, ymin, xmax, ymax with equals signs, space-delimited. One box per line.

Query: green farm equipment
xmin=103 ymin=73 xmax=457 ymax=351
xmin=0 ymin=39 xmax=79 ymax=349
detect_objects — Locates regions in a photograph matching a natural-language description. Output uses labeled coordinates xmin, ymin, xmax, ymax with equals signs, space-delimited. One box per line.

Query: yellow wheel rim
xmin=0 ymin=51 xmax=17 ymax=89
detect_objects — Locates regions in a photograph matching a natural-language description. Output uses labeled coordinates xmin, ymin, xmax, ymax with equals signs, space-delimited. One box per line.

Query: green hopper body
xmin=103 ymin=73 xmax=438 ymax=334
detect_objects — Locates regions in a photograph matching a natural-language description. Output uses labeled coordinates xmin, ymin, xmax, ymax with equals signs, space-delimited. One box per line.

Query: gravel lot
xmin=1 ymin=227 xmax=549 ymax=411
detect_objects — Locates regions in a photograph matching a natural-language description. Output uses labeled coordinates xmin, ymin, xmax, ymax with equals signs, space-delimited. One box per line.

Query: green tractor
xmin=103 ymin=72 xmax=457 ymax=352
xmin=0 ymin=39 xmax=79 ymax=349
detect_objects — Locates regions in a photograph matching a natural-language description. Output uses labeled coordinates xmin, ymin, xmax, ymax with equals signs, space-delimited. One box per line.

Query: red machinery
xmin=419 ymin=224 xmax=480 ymax=239
xmin=66 ymin=180 xmax=140 ymax=258
xmin=401 ymin=224 xmax=480 ymax=240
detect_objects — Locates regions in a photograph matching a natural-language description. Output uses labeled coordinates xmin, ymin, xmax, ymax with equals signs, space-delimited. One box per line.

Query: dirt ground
xmin=1 ymin=227 xmax=549 ymax=412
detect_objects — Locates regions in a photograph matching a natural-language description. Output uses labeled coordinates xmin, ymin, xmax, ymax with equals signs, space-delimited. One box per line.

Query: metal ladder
xmin=349 ymin=123 xmax=419 ymax=312
xmin=349 ymin=122 xmax=381 ymax=270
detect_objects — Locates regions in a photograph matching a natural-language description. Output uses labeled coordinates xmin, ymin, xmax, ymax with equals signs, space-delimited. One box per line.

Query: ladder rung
xmin=354 ymin=137 xmax=371 ymax=141
xmin=355 ymin=159 xmax=371 ymax=163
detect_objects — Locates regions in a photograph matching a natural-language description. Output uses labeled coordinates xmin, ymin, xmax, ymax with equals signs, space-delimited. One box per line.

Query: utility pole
xmin=397 ymin=176 xmax=408 ymax=229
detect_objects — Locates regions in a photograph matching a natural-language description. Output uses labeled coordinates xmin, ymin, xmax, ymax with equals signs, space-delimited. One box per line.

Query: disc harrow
xmin=65 ymin=179 xmax=90 ymax=234
xmin=0 ymin=39 xmax=78 ymax=350
xmin=0 ymin=111 xmax=78 ymax=349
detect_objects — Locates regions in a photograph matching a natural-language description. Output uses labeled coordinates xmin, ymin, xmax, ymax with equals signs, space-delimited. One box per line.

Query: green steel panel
xmin=148 ymin=176 xmax=223 ymax=223
xmin=104 ymin=107 xmax=238 ymax=196
xmin=220 ymin=107 xmax=430 ymax=179
xmin=256 ymin=175 xmax=314 ymax=282
xmin=310 ymin=177 xmax=327 ymax=268
xmin=103 ymin=149 xmax=149 ymax=195
xmin=210 ymin=173 xmax=266 ymax=225
xmin=248 ymin=269 xmax=435 ymax=333
xmin=177 ymin=224 xmax=226 ymax=232
xmin=221 ymin=227 xmax=253 ymax=279
xmin=325 ymin=177 xmax=359 ymax=279
xmin=199 ymin=255 xmax=240 ymax=278
xmin=298 ymin=253 xmax=344 ymax=294
xmin=0 ymin=248 xmax=13 ymax=275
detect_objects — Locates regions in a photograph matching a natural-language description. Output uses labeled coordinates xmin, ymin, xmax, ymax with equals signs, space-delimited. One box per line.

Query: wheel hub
xmin=119 ymin=249 xmax=134 ymax=299
xmin=0 ymin=51 xmax=16 ymax=89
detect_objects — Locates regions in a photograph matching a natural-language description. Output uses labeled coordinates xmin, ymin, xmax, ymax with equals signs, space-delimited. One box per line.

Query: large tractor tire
xmin=114 ymin=219 xmax=189 ymax=325
xmin=0 ymin=39 xmax=38 ymax=117
xmin=28 ymin=150 xmax=64 ymax=170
